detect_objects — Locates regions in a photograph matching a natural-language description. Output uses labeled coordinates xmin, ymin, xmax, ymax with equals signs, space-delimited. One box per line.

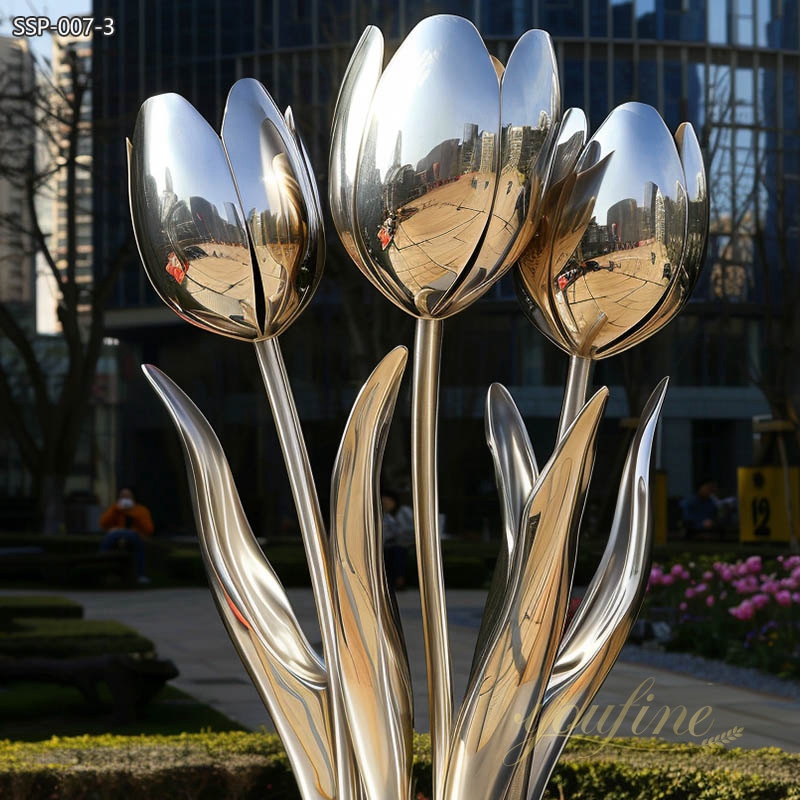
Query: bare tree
xmin=0 ymin=40 xmax=129 ymax=534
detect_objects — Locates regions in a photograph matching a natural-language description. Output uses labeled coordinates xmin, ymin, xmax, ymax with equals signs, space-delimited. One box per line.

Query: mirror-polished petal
xmin=329 ymin=26 xmax=385 ymax=287
xmin=354 ymin=15 xmax=502 ymax=317
xmin=444 ymin=388 xmax=608 ymax=800
xmin=553 ymin=104 xmax=686 ymax=355
xmin=128 ymin=96 xmax=260 ymax=340
xmin=142 ymin=364 xmax=335 ymax=800
xmin=609 ymin=123 xmax=709 ymax=354
xmin=221 ymin=81 xmax=322 ymax=338
xmin=330 ymin=347 xmax=413 ymax=800
xmin=435 ymin=30 xmax=560 ymax=317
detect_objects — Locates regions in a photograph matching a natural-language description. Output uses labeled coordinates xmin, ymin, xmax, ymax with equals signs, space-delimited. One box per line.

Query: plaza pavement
xmin=30 ymin=586 xmax=799 ymax=753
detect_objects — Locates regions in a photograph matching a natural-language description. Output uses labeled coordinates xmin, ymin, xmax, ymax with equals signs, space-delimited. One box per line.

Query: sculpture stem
xmin=254 ymin=337 xmax=357 ymax=800
xmin=411 ymin=317 xmax=452 ymax=800
xmin=557 ymin=354 xmax=593 ymax=441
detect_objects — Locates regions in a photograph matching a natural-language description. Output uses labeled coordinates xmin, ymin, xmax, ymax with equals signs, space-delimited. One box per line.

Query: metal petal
xmin=519 ymin=377 xmax=669 ymax=800
xmin=329 ymin=347 xmax=413 ymax=800
xmin=601 ymin=122 xmax=708 ymax=355
xmin=221 ymin=80 xmax=322 ymax=338
xmin=550 ymin=103 xmax=687 ymax=357
xmin=329 ymin=26 xmax=387 ymax=299
xmin=354 ymin=15 xmax=500 ymax=317
xmin=434 ymin=30 xmax=560 ymax=317
xmin=141 ymin=364 xmax=335 ymax=800
xmin=514 ymin=108 xmax=588 ymax=353
xmin=127 ymin=95 xmax=259 ymax=340
xmin=469 ymin=383 xmax=538 ymax=683
xmin=445 ymin=388 xmax=608 ymax=800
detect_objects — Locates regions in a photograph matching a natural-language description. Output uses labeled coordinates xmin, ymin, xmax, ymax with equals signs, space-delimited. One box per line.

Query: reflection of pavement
xmin=19 ymin=587 xmax=800 ymax=751
xmin=558 ymin=242 xmax=672 ymax=343
xmin=389 ymin=173 xmax=513 ymax=296
xmin=177 ymin=242 xmax=252 ymax=306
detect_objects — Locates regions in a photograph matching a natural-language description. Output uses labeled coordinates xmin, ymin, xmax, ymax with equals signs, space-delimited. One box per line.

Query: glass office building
xmin=93 ymin=0 xmax=799 ymax=532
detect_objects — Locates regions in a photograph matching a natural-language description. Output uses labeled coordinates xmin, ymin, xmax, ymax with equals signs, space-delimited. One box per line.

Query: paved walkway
xmin=12 ymin=587 xmax=800 ymax=752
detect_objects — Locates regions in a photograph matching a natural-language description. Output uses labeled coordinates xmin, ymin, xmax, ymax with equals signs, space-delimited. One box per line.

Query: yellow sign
xmin=737 ymin=466 xmax=800 ymax=543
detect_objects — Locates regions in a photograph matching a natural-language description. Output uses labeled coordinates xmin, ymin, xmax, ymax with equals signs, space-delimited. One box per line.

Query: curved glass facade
xmin=93 ymin=0 xmax=798 ymax=521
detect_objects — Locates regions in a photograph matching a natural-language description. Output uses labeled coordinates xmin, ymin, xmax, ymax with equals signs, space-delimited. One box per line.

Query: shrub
xmin=0 ymin=733 xmax=798 ymax=800
xmin=0 ymin=618 xmax=154 ymax=658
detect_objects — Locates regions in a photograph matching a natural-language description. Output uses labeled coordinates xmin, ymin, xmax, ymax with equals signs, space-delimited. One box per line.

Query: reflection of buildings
xmin=478 ymin=131 xmax=496 ymax=173
xmin=93 ymin=0 xmax=798 ymax=530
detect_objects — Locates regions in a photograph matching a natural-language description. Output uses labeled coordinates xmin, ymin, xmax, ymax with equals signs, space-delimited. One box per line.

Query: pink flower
xmin=679 ymin=602 xmax=688 ymax=612
xmin=720 ymin=566 xmax=734 ymax=582
xmin=696 ymin=582 xmax=708 ymax=593
xmin=761 ymin=580 xmax=780 ymax=594
xmin=670 ymin=563 xmax=685 ymax=577
xmin=775 ymin=590 xmax=792 ymax=608
xmin=685 ymin=587 xmax=696 ymax=599
xmin=752 ymin=593 xmax=770 ymax=610
xmin=793 ymin=592 xmax=800 ymax=604
xmin=661 ymin=574 xmax=675 ymax=586
xmin=703 ymin=570 xmax=714 ymax=581
xmin=746 ymin=555 xmax=763 ymax=574
xmin=729 ymin=600 xmax=755 ymax=621
xmin=706 ymin=595 xmax=715 ymax=607
xmin=781 ymin=577 xmax=798 ymax=590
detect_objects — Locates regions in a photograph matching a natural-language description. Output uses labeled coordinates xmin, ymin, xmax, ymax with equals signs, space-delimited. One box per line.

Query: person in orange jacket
xmin=100 ymin=488 xmax=154 ymax=584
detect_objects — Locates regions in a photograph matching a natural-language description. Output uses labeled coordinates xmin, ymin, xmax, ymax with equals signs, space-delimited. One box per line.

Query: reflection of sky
xmin=590 ymin=107 xmax=684 ymax=225
xmin=367 ymin=22 xmax=499 ymax=177
xmin=142 ymin=97 xmax=238 ymax=223
xmin=1 ymin=1 xmax=87 ymax=57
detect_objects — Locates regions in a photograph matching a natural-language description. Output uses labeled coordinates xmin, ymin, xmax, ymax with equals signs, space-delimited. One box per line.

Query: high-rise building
xmin=93 ymin=1 xmax=799 ymax=531
xmin=0 ymin=36 xmax=36 ymax=316
xmin=35 ymin=34 xmax=94 ymax=334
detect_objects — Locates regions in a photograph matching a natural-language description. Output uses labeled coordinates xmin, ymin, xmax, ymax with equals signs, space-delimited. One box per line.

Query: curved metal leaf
xmin=329 ymin=346 xmax=413 ymax=800
xmin=445 ymin=388 xmax=608 ymax=800
xmin=469 ymin=383 xmax=538 ymax=683
xmin=516 ymin=377 xmax=669 ymax=800
xmin=142 ymin=364 xmax=335 ymax=800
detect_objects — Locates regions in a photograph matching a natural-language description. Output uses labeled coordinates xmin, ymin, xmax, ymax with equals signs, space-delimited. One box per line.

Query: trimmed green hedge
xmin=0 ymin=596 xmax=83 ymax=629
xmin=0 ymin=733 xmax=798 ymax=799
xmin=0 ymin=618 xmax=154 ymax=658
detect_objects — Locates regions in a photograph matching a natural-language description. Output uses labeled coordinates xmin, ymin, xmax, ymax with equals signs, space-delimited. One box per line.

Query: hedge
xmin=0 ymin=596 xmax=83 ymax=628
xmin=0 ymin=618 xmax=155 ymax=658
xmin=0 ymin=732 xmax=798 ymax=799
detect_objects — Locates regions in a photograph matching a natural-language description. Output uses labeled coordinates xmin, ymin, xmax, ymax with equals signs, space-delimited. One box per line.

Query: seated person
xmin=680 ymin=478 xmax=723 ymax=536
xmin=100 ymin=488 xmax=154 ymax=583
xmin=382 ymin=490 xmax=414 ymax=590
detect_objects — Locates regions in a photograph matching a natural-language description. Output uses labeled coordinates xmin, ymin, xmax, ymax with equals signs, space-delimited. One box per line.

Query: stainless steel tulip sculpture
xmin=128 ymin=14 xmax=707 ymax=800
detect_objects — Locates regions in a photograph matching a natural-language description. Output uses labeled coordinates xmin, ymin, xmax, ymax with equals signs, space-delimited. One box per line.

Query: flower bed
xmin=646 ymin=554 xmax=800 ymax=677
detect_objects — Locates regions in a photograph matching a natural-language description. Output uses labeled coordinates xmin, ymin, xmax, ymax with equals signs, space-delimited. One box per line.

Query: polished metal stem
xmin=412 ymin=317 xmax=452 ymax=800
xmin=254 ymin=337 xmax=357 ymax=800
xmin=556 ymin=354 xmax=593 ymax=441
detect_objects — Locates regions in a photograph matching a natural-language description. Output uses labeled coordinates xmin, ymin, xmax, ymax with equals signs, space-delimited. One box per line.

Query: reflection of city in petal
xmin=517 ymin=102 xmax=707 ymax=359
xmin=331 ymin=18 xmax=561 ymax=319
xmin=129 ymin=82 xmax=323 ymax=342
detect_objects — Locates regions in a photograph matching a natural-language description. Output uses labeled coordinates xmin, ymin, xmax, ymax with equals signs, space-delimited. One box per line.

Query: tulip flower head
xmin=330 ymin=15 xmax=561 ymax=319
xmin=515 ymin=102 xmax=708 ymax=358
xmin=128 ymin=80 xmax=324 ymax=341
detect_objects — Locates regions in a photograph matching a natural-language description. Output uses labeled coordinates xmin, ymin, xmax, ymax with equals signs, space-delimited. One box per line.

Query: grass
xmin=0 ymin=681 xmax=247 ymax=741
